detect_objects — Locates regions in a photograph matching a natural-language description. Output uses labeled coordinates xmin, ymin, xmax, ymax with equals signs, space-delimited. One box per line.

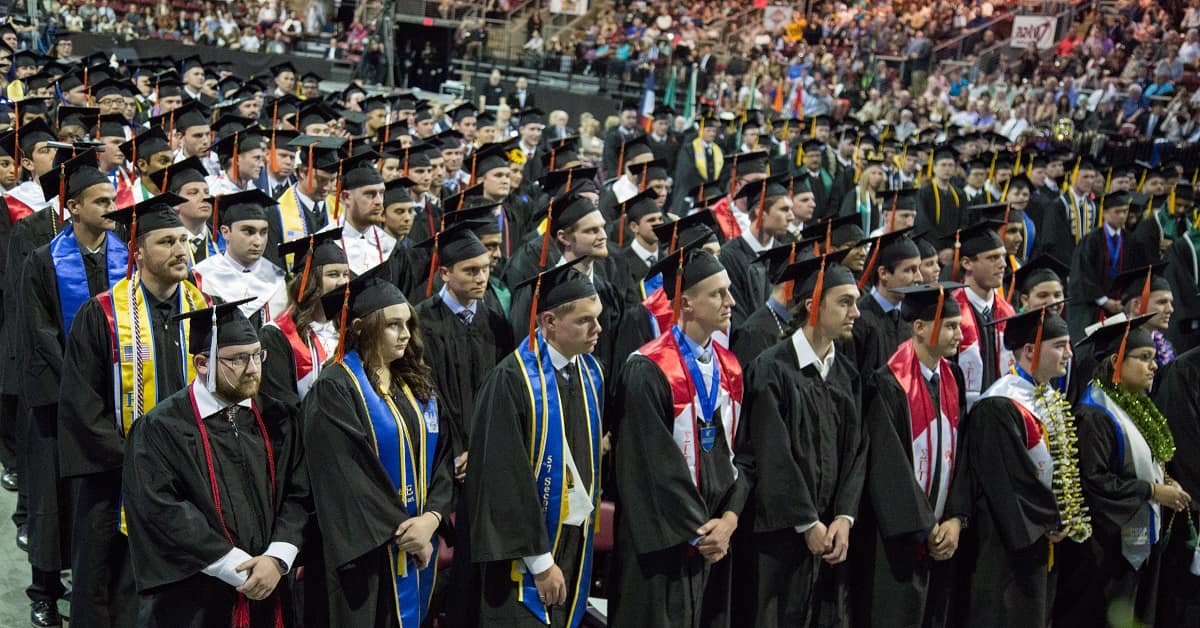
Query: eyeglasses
xmin=97 ymin=97 xmax=125 ymax=107
xmin=1124 ymin=350 xmax=1157 ymax=364
xmin=217 ymin=350 xmax=267 ymax=369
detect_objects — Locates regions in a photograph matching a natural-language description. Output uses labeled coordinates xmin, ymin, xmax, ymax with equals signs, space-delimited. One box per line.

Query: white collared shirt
xmin=740 ymin=231 xmax=775 ymax=255
xmin=630 ymin=239 xmax=658 ymax=266
xmin=963 ymin=286 xmax=995 ymax=316
xmin=193 ymin=379 xmax=298 ymax=586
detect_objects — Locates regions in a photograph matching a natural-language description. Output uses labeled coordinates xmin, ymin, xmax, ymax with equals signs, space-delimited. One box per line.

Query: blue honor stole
xmin=51 ymin=226 xmax=128 ymax=335
xmin=514 ymin=333 xmax=603 ymax=628
xmin=341 ymin=351 xmax=440 ymax=627
xmin=639 ymin=272 xmax=663 ymax=300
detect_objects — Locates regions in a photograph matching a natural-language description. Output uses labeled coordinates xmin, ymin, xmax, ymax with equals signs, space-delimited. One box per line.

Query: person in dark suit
xmin=672 ymin=112 xmax=725 ymax=213
xmin=695 ymin=42 xmax=717 ymax=94
xmin=645 ymin=106 xmax=680 ymax=175
xmin=504 ymin=76 xmax=536 ymax=111
xmin=603 ymin=101 xmax=644 ymax=179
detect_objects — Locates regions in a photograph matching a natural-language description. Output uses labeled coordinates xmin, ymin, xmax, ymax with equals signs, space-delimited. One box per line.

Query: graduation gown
xmin=257 ymin=316 xmax=335 ymax=410
xmin=956 ymin=378 xmax=1063 ymax=628
xmin=123 ymin=387 xmax=309 ymax=628
xmin=915 ymin=182 xmax=965 ymax=250
xmin=1066 ymin=226 xmax=1129 ymax=341
xmin=800 ymin=168 xmax=840 ymax=221
xmin=265 ymin=184 xmax=331 ymax=267
xmin=20 ymin=229 xmax=126 ymax=572
xmin=1162 ymin=234 xmax=1200 ymax=354
xmin=718 ymin=235 xmax=770 ymax=329
xmin=851 ymin=354 xmax=969 ymax=628
xmin=415 ymin=294 xmax=514 ymax=458
xmin=848 ymin=292 xmax=911 ymax=376
xmin=609 ymin=332 xmax=749 ymax=628
xmin=508 ymin=263 xmax=623 ymax=375
xmin=2 ymin=207 xmax=57 ymax=398
xmin=1153 ymin=345 xmax=1200 ymax=624
xmin=1036 ymin=193 xmax=1095 ymax=262
xmin=732 ymin=337 xmax=866 ymax=628
xmin=729 ymin=301 xmax=790 ymax=367
xmin=463 ymin=343 xmax=602 ymax=628
xmin=302 ymin=362 xmax=453 ymax=628
xmin=1054 ymin=393 xmax=1162 ymax=627
xmin=672 ymin=141 xmax=724 ymax=213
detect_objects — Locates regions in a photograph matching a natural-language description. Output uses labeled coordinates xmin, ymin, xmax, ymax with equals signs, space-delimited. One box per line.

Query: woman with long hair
xmin=302 ymin=273 xmax=452 ymax=627
xmin=1056 ymin=315 xmax=1190 ymax=626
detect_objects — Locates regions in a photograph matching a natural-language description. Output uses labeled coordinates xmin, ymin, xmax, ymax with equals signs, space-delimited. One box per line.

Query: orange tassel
xmin=807 ymin=257 xmax=826 ymax=328
xmin=211 ymin=196 xmax=220 ymax=243
xmin=297 ymin=235 xmax=315 ymax=302
xmin=57 ymin=162 xmax=65 ymax=226
xmin=125 ymin=210 xmax=139 ymax=279
xmin=1031 ymin=307 xmax=1047 ymax=374
xmin=616 ymin=143 xmax=626 ymax=178
xmin=333 ymin=162 xmax=344 ymax=222
xmin=927 ymin=285 xmax=945 ymax=349
xmin=857 ymin=243 xmax=881 ymax=290
xmin=754 ymin=181 xmax=767 ymax=234
xmin=425 ymin=233 xmax=440 ymax=298
xmin=334 ymin=282 xmax=351 ymax=363
xmin=527 ymin=277 xmax=541 ymax=350
xmin=1137 ymin=266 xmax=1153 ymax=316
xmin=1111 ymin=321 xmax=1130 ymax=385
xmin=617 ymin=207 xmax=627 ymax=247
xmin=950 ymin=230 xmax=962 ymax=282
xmin=671 ymin=254 xmax=685 ymax=325
xmin=230 ymin=132 xmax=239 ymax=185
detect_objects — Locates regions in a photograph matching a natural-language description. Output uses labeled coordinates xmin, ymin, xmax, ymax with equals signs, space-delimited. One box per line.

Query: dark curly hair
xmin=343 ymin=302 xmax=436 ymax=402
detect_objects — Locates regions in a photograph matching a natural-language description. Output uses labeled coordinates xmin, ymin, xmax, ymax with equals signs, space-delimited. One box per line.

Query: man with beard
xmin=123 ymin=299 xmax=307 ymax=627
xmin=733 ymin=250 xmax=866 ymax=628
xmin=336 ymin=154 xmax=393 ymax=275
xmin=58 ymin=197 xmax=208 ymax=628
xmin=192 ymin=190 xmax=288 ymax=327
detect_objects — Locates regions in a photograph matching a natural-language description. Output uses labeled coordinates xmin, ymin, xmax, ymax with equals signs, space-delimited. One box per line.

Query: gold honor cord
xmin=1033 ymin=383 xmax=1092 ymax=543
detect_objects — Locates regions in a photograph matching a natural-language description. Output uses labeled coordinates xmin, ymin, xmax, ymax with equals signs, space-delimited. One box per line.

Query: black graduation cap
xmin=1112 ymin=263 xmax=1171 ymax=305
xmin=279 ymin=227 xmax=348 ymax=275
xmin=800 ymin=213 xmax=864 ymax=251
xmin=0 ymin=129 xmax=17 ymax=159
xmin=270 ymin=61 xmax=298 ymax=78
xmin=119 ymin=127 xmax=172 ymax=164
xmin=15 ymin=117 xmax=54 ymax=155
xmin=548 ymin=193 xmax=600 ymax=235
xmin=298 ymin=102 xmax=338 ymax=129
xmin=734 ymin=174 xmax=789 ymax=205
xmin=361 ymin=95 xmax=388 ymax=113
xmin=290 ymin=135 xmax=345 ymax=172
xmin=537 ymin=166 xmax=596 ymax=196
xmin=441 ymin=202 xmax=503 ymax=236
xmin=775 ymin=249 xmax=856 ymax=325
xmin=300 ymin=71 xmax=322 ymax=85
xmin=518 ymin=107 xmax=545 ymax=128
xmin=858 ymin=228 xmax=921 ymax=285
xmin=1005 ymin=173 xmax=1033 ymax=192
xmin=652 ymin=210 xmax=722 ymax=251
xmin=992 ymin=304 xmax=1070 ymax=353
xmin=729 ymin=150 xmax=770 ymax=177
xmin=433 ymin=128 xmax=465 ymax=150
xmin=211 ymin=128 xmax=266 ymax=161
xmin=448 ymin=102 xmax=477 ymax=122
xmin=390 ymin=142 xmax=434 ymax=171
xmin=211 ymin=113 xmax=255 ymax=137
xmin=1014 ymin=254 xmax=1070 ymax=294
xmin=173 ymin=297 xmax=260 ymax=355
xmin=615 ymin=134 xmax=652 ymax=171
xmin=56 ymin=105 xmax=100 ymax=132
xmin=948 ymin=219 xmax=1006 ymax=258
xmin=104 ymin=193 xmax=187 ymax=236
xmin=212 ymin=189 xmax=274 ymax=227
xmin=383 ymin=178 xmax=415 ymax=207
xmin=1099 ymin=190 xmax=1131 ymax=210
xmin=153 ymin=74 xmax=183 ymax=99
xmin=972 ymin=202 xmax=1023 ymax=224
xmin=321 ymin=265 xmax=409 ymax=328
xmin=173 ymin=101 xmax=211 ymax=131
xmin=475 ymin=110 xmax=497 ymax=127
xmin=55 ymin=70 xmax=86 ymax=93
xmin=152 ymin=156 xmax=209 ymax=194
xmin=391 ymin=92 xmax=419 ymax=111
xmin=881 ymin=187 xmax=919 ymax=213
xmin=893 ymin=282 xmax=966 ymax=323
xmin=912 ymin=227 xmax=939 ymax=259
xmin=98 ymin=113 xmax=130 ymax=140
xmin=1079 ymin=314 xmax=1157 ymax=363
xmin=92 ymin=78 xmax=133 ymax=100
xmin=652 ymin=105 xmax=674 ymax=122
xmin=467 ymin=142 xmax=511 ymax=179
xmin=931 ymin=146 xmax=957 ymax=164
xmin=647 ymin=238 xmax=726 ymax=300
xmin=755 ymin=237 xmax=821 ymax=284
xmin=178 ymin=55 xmax=204 ymax=74
xmin=515 ymin=257 xmax=598 ymax=315
xmin=441 ymin=183 xmax=486 ymax=214
xmin=618 ymin=189 xmax=661 ymax=223
xmin=416 ymin=221 xmax=491 ymax=277
xmin=39 ymin=149 xmax=107 ymax=201
xmin=12 ymin=49 xmax=40 ymax=69
xmin=626 ymin=158 xmax=668 ymax=184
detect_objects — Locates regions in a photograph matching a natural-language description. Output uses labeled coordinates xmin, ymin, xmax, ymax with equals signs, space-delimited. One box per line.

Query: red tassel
xmin=1031 ymin=307 xmax=1047 ymax=374
xmin=754 ymin=181 xmax=767 ymax=234
xmin=125 ymin=213 xmax=139 ymax=279
xmin=671 ymin=255 xmax=684 ymax=324
xmin=927 ymin=285 xmax=945 ymax=349
xmin=211 ymin=197 xmax=220 ymax=244
xmin=306 ymin=146 xmax=315 ymax=197
xmin=231 ymin=132 xmax=240 ymax=186
xmin=1137 ymin=266 xmax=1153 ymax=316
xmin=617 ymin=207 xmax=626 ymax=247
xmin=426 ymin=233 xmax=440 ymax=298
xmin=233 ymin=593 xmax=251 ymax=628
xmin=527 ymin=277 xmax=541 ymax=350
xmin=297 ymin=235 xmax=315 ymax=302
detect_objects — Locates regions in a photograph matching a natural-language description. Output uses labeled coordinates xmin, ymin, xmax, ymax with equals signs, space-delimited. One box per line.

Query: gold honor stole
xmin=692 ymin=138 xmax=723 ymax=181
xmin=97 ymin=276 xmax=207 ymax=436
xmin=277 ymin=186 xmax=339 ymax=266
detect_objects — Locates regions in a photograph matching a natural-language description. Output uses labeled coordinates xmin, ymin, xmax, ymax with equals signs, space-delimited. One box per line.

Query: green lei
xmin=1097 ymin=380 xmax=1176 ymax=463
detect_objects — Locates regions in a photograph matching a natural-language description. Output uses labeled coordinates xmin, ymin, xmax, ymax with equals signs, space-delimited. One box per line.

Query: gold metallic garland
xmin=1033 ymin=383 xmax=1093 ymax=542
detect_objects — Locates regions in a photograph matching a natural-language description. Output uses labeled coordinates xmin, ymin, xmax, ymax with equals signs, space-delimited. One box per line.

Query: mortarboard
xmin=173 ymin=297 xmax=260 ymax=356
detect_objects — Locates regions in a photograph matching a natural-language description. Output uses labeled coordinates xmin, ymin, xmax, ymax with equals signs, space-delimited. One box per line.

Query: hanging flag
xmin=683 ymin=64 xmax=698 ymax=122
xmin=640 ymin=69 xmax=657 ymax=132
xmin=664 ymin=66 xmax=678 ymax=109
xmin=772 ymin=78 xmax=785 ymax=112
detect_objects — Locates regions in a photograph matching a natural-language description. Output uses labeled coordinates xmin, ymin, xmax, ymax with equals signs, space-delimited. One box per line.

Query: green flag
xmin=664 ymin=65 xmax=678 ymax=109
xmin=683 ymin=64 xmax=698 ymax=121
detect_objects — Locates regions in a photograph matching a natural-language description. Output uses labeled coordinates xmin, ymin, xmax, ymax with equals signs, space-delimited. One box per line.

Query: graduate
xmin=414 ymin=222 xmax=514 ymax=472
xmin=610 ymin=241 xmax=749 ymax=628
xmin=269 ymin=136 xmax=344 ymax=256
xmin=596 ymin=136 xmax=653 ymax=221
xmin=302 ymin=271 xmax=452 ymax=627
xmin=6 ymin=118 xmax=57 ymax=220
xmin=1039 ymin=158 xmax=1098 ymax=262
xmin=17 ymin=156 xmax=129 ymax=626
xmin=720 ymin=176 xmax=794 ymax=327
xmin=192 ymin=189 xmax=288 ymax=326
xmin=441 ymin=200 xmax=514 ymax=320
xmin=1161 ymin=212 xmax=1200 ymax=353
xmin=1067 ymin=189 xmax=1133 ymax=341
xmin=915 ymin=148 xmax=966 ymax=261
xmin=846 ymin=229 xmax=922 ymax=374
xmin=336 ymin=153 xmax=394 ymax=275
xmin=672 ymin=111 xmax=725 ymax=214
xmin=852 ymin=283 xmax=970 ymax=628
xmin=611 ymin=189 xmax=663 ymax=303
xmin=913 ymin=231 xmax=941 ymax=284
xmin=1008 ymin=253 xmax=1068 ymax=313
xmin=733 ymin=250 xmax=866 ymax=628
xmin=1110 ymin=264 xmax=1177 ymax=370
xmin=957 ymin=305 xmax=1091 ymax=628
xmin=118 ymin=127 xmax=175 ymax=197
xmin=207 ymin=128 xmax=266 ymax=196
xmin=1055 ymin=315 xmax=1187 ymax=627
xmin=948 ymin=220 xmax=1014 ymax=407
xmin=464 ymin=261 xmax=604 ymax=628
xmin=729 ymin=236 xmax=818 ymax=366
xmin=150 ymin=157 xmax=223 ymax=266
xmin=1153 ymin=342 xmax=1200 ymax=624
xmin=258 ymin=229 xmax=350 ymax=407
xmin=123 ymin=300 xmax=309 ymax=627
xmin=57 ymin=197 xmax=208 ymax=628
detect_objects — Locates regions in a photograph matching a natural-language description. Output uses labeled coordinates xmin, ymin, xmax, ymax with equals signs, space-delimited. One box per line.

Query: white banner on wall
xmin=549 ymin=0 xmax=588 ymax=16
xmin=1009 ymin=15 xmax=1057 ymax=50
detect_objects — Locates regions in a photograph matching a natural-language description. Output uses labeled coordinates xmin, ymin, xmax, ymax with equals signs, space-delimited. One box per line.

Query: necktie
xmin=191 ymin=237 xmax=203 ymax=254
xmin=927 ymin=373 xmax=941 ymax=413
xmin=704 ymin=145 xmax=715 ymax=182
xmin=646 ymin=254 xmax=657 ymax=265
xmin=272 ymin=183 xmax=286 ymax=197
xmin=458 ymin=309 xmax=474 ymax=326
xmin=980 ymin=306 xmax=993 ymax=324
xmin=888 ymin=309 xmax=901 ymax=323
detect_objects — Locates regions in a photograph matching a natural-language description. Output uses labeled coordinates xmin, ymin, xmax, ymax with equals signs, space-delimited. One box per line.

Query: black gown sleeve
xmin=262 ymin=396 xmax=311 ymax=552
xmin=57 ymin=297 xmax=123 ymax=477
xmin=463 ymin=358 xmax=550 ymax=562
xmin=20 ymin=248 xmax=65 ymax=408
xmin=1074 ymin=404 xmax=1152 ymax=532
xmin=123 ymin=410 xmax=235 ymax=590
xmin=1156 ymin=356 xmax=1200 ymax=498
xmin=257 ymin=324 xmax=300 ymax=410
xmin=862 ymin=371 xmax=935 ymax=539
xmin=301 ymin=371 xmax=406 ymax=569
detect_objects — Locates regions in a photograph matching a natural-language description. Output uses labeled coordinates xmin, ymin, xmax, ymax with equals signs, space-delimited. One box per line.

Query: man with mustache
xmin=58 ymin=197 xmax=209 ymax=628
xmin=192 ymin=190 xmax=288 ymax=328
xmin=123 ymin=299 xmax=308 ymax=627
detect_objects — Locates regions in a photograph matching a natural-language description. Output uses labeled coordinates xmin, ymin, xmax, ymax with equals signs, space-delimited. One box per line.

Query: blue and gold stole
xmin=638 ymin=272 xmax=663 ymax=301
xmin=512 ymin=332 xmax=603 ymax=628
xmin=50 ymin=226 xmax=128 ymax=335
xmin=341 ymin=350 xmax=440 ymax=627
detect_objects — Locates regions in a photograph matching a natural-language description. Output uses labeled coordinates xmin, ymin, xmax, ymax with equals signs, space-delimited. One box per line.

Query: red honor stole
xmin=638 ymin=330 xmax=743 ymax=487
xmin=953 ymin=288 xmax=1014 ymax=374
xmin=272 ymin=312 xmax=327 ymax=384
xmin=642 ymin=287 xmax=674 ymax=337
xmin=114 ymin=169 xmax=135 ymax=209
xmin=709 ymin=196 xmax=743 ymax=240
xmin=887 ymin=340 xmax=959 ymax=502
xmin=4 ymin=194 xmax=34 ymax=224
